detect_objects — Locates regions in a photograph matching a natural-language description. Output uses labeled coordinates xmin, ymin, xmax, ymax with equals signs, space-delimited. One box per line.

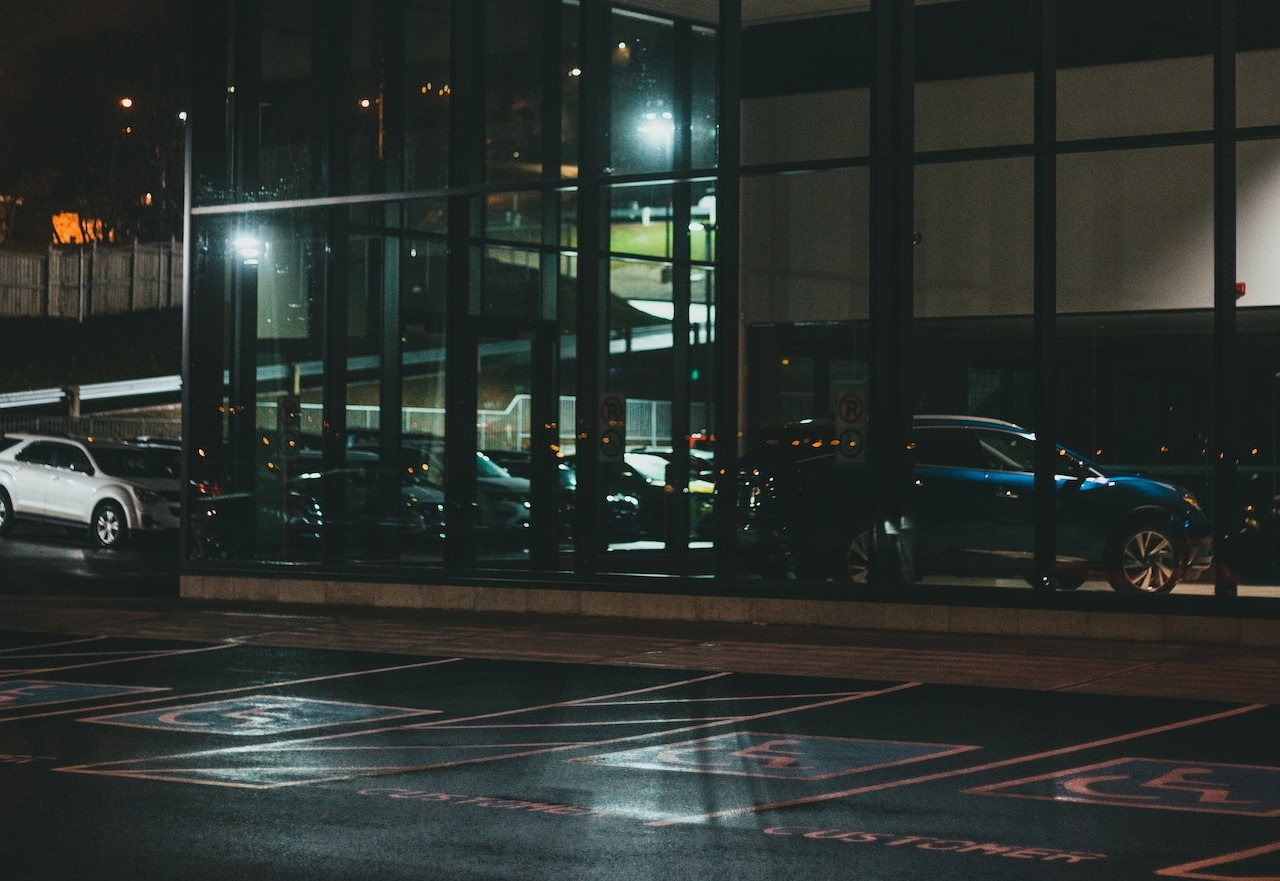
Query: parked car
xmin=189 ymin=449 xmax=447 ymax=559
xmin=738 ymin=415 xmax=1214 ymax=594
xmin=0 ymin=433 xmax=181 ymax=549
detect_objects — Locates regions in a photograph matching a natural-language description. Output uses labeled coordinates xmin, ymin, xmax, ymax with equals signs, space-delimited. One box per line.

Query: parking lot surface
xmin=2 ymin=597 xmax=1279 ymax=880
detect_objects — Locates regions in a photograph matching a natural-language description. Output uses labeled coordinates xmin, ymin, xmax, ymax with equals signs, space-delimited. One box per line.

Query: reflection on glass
xmin=485 ymin=191 xmax=543 ymax=245
xmin=913 ymin=158 xmax=1033 ymax=586
xmin=405 ymin=0 xmax=452 ymax=190
xmin=611 ymin=184 xmax=673 ymax=258
xmin=611 ymin=11 xmax=675 ymax=176
xmin=258 ymin=3 xmax=317 ymax=201
xmin=487 ymin=0 xmax=542 ymax=182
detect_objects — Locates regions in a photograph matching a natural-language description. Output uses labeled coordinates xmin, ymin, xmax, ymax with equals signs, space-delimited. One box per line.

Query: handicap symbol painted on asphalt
xmin=574 ymin=731 xmax=977 ymax=780
xmin=85 ymin=694 xmax=439 ymax=736
xmin=0 ymin=679 xmax=163 ymax=710
xmin=970 ymin=757 xmax=1280 ymax=817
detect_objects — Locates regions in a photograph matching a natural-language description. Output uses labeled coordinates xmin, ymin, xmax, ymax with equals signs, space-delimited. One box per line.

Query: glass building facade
xmin=184 ymin=0 xmax=1280 ymax=614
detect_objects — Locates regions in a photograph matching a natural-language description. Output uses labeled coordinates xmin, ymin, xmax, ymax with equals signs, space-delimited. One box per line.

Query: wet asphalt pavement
xmin=1 ymin=609 xmax=1279 ymax=880
xmin=3 ymin=527 xmax=1280 ymax=879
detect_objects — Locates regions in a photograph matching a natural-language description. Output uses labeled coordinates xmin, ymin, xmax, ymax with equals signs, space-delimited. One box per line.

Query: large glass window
xmin=1058 ymin=146 xmax=1214 ymax=595
xmin=487 ymin=0 xmax=543 ymax=183
xmin=611 ymin=11 xmax=676 ymax=176
xmin=1057 ymin=0 xmax=1213 ymax=141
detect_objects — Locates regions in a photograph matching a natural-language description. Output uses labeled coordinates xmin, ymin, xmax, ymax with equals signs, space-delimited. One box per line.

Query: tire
xmin=90 ymin=501 xmax=129 ymax=550
xmin=0 ymin=488 xmax=13 ymax=537
xmin=1105 ymin=523 xmax=1184 ymax=594
xmin=845 ymin=529 xmax=873 ymax=583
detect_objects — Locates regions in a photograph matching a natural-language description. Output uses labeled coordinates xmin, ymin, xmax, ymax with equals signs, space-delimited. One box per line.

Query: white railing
xmin=253 ymin=394 xmax=706 ymax=452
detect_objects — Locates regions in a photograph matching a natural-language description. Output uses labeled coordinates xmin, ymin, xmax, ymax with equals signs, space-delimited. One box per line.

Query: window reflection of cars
xmin=562 ymin=450 xmax=713 ymax=542
xmin=479 ymin=449 xmax=641 ymax=542
xmin=0 ymin=433 xmax=181 ymax=549
xmin=738 ymin=415 xmax=1214 ymax=595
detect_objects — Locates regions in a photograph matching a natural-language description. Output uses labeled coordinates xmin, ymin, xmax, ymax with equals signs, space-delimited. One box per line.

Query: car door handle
xmin=995 ymin=489 xmax=1019 ymax=499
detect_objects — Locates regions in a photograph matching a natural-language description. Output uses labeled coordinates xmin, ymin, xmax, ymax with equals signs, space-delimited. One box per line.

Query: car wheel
xmin=1105 ymin=524 xmax=1183 ymax=594
xmin=0 ymin=488 xmax=13 ymax=536
xmin=91 ymin=501 xmax=129 ymax=550
xmin=845 ymin=529 xmax=873 ymax=583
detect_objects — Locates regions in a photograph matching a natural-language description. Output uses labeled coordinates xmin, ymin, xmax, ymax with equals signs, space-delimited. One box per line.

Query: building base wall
xmin=180 ymin=575 xmax=1280 ymax=648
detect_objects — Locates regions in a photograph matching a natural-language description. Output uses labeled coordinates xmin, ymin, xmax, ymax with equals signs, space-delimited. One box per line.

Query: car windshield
xmin=94 ymin=447 xmax=180 ymax=479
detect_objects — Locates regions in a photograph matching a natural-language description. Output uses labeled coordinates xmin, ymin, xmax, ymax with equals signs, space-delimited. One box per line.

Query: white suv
xmin=0 ymin=434 xmax=181 ymax=549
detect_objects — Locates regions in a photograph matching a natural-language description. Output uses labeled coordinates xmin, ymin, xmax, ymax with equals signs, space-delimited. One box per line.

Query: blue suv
xmin=738 ymin=415 xmax=1214 ymax=594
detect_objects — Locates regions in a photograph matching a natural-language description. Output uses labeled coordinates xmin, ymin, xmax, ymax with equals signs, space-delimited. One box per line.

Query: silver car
xmin=0 ymin=434 xmax=181 ymax=549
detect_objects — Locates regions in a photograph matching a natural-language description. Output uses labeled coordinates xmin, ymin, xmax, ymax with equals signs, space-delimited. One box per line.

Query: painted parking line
xmin=969 ymin=757 xmax=1280 ymax=817
xmin=648 ymin=701 xmax=1267 ymax=827
xmin=57 ymin=676 xmax=922 ymax=789
xmin=0 ymin=636 xmax=109 ymax=654
xmin=3 ymin=642 xmax=237 ymax=677
xmin=574 ymin=731 xmax=977 ymax=780
xmin=0 ymin=679 xmax=166 ymax=710
xmin=85 ymin=695 xmax=441 ymax=736
xmin=0 ymin=657 xmax=463 ymax=723
xmin=1158 ymin=841 xmax=1280 ymax=880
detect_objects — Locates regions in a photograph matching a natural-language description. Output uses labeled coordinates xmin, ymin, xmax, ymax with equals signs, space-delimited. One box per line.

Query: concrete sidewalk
xmin=2 ymin=595 xmax=1279 ymax=705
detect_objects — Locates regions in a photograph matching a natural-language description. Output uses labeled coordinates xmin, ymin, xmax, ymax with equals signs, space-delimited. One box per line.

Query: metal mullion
xmin=182 ymin=3 xmax=233 ymax=567
xmin=444 ymin=0 xmax=484 ymax=568
xmin=712 ymin=0 xmax=741 ymax=577
xmin=1032 ymin=0 xmax=1058 ymax=588
xmin=531 ymin=0 xmax=566 ymax=569
xmin=668 ymin=20 xmax=693 ymax=550
xmin=377 ymin=2 xmax=407 ymax=557
xmin=574 ymin=0 xmax=611 ymax=573
xmin=1213 ymin=0 xmax=1239 ymax=597
xmin=321 ymin=2 xmax=354 ymax=567
xmin=869 ymin=0 xmax=914 ymax=588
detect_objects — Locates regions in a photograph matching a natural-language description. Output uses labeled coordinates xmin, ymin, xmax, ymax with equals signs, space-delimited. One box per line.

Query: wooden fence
xmin=0 ymin=241 xmax=182 ymax=320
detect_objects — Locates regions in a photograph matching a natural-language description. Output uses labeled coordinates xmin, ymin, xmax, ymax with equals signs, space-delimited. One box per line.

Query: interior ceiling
xmin=620 ymin=0 xmax=873 ymax=26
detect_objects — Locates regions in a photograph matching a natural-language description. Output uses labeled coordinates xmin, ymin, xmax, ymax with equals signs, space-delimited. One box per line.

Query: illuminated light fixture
xmin=569 ymin=67 xmax=582 ymax=77
xmin=617 ymin=41 xmax=627 ymax=49
xmin=359 ymin=98 xmax=373 ymax=108
xmin=120 ymin=97 xmax=134 ymax=108
xmin=178 ymin=110 xmax=188 ymax=121
xmin=637 ymin=113 xmax=675 ymax=147
xmin=233 ymin=232 xmax=263 ymax=265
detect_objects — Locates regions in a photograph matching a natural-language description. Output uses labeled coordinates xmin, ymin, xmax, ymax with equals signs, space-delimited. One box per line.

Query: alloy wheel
xmin=846 ymin=530 xmax=872 ymax=583
xmin=1119 ymin=529 xmax=1177 ymax=593
xmin=95 ymin=507 xmax=122 ymax=547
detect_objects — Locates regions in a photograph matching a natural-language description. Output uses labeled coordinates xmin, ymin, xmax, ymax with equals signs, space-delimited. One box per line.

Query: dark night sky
xmin=0 ymin=0 xmax=189 ymax=243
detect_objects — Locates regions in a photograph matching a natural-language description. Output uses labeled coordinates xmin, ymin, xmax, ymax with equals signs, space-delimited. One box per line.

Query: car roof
xmin=2 ymin=432 xmax=150 ymax=452
xmin=913 ymin=414 xmax=1029 ymax=433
